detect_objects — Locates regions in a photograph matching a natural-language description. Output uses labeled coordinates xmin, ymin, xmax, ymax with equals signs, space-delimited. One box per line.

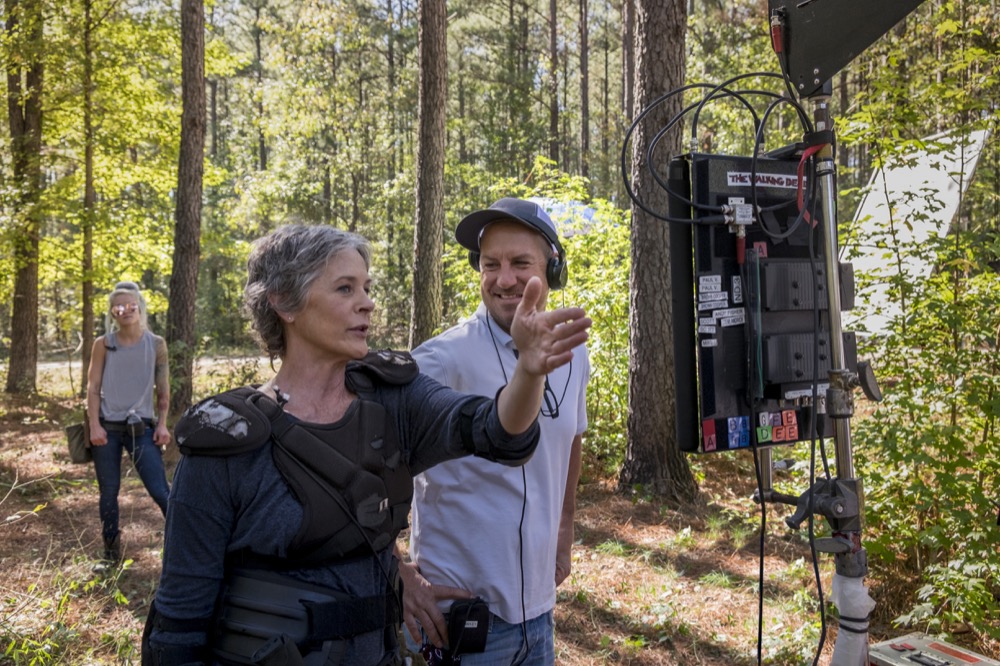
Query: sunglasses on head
xmin=112 ymin=303 xmax=139 ymax=316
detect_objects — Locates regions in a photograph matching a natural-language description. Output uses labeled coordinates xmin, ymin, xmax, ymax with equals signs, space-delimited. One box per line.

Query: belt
xmin=100 ymin=418 xmax=153 ymax=432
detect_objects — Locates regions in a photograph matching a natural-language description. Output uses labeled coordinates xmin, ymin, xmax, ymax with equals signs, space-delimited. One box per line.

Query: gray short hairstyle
xmin=106 ymin=281 xmax=149 ymax=332
xmin=244 ymin=224 xmax=372 ymax=360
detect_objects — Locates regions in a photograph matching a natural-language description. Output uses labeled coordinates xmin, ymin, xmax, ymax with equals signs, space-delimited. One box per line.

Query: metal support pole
xmin=809 ymin=91 xmax=874 ymax=666
xmin=810 ymin=94 xmax=856 ymax=483
xmin=758 ymin=446 xmax=773 ymax=495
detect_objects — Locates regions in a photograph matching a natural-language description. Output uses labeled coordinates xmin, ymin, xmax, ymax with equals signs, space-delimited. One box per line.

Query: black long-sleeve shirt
xmin=148 ymin=372 xmax=539 ymax=665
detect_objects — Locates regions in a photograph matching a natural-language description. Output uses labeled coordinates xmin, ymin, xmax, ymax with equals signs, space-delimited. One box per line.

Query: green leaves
xmin=841 ymin=1 xmax=1000 ymax=639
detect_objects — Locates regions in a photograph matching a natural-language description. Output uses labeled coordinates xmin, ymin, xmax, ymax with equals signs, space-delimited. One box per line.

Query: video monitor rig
xmin=668 ymin=152 xmax=858 ymax=454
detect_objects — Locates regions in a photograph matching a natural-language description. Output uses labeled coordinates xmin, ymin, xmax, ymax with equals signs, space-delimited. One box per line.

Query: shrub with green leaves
xmin=836 ymin=0 xmax=1000 ymax=638
xmin=849 ymin=170 xmax=1000 ymax=639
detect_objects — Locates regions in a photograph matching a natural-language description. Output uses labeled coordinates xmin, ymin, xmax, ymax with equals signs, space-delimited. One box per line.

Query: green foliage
xmin=595 ymin=539 xmax=630 ymax=557
xmin=698 ymin=570 xmax=738 ymax=589
xmin=704 ymin=503 xmax=761 ymax=551
xmin=854 ymin=256 xmax=1000 ymax=636
xmin=0 ymin=0 xmax=182 ymax=357
xmin=0 ymin=563 xmax=134 ymax=665
xmin=845 ymin=65 xmax=1000 ymax=650
xmin=3 ymin=629 xmax=66 ymax=665
xmin=686 ymin=0 xmax=802 ymax=156
xmin=193 ymin=354 xmax=272 ymax=402
xmin=666 ymin=526 xmax=697 ymax=550
xmin=562 ymin=202 xmax=630 ymax=475
xmin=828 ymin=0 xmax=1000 ymax=641
xmin=760 ymin=618 xmax=821 ymax=666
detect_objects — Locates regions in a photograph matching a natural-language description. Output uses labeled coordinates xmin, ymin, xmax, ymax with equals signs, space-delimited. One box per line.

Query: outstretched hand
xmin=510 ymin=276 xmax=591 ymax=376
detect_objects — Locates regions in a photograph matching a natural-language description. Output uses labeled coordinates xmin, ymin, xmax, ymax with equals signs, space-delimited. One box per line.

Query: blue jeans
xmin=407 ymin=610 xmax=555 ymax=666
xmin=91 ymin=423 xmax=169 ymax=543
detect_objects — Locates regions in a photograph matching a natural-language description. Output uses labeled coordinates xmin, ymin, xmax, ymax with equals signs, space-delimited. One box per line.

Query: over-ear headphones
xmin=468 ymin=242 xmax=568 ymax=290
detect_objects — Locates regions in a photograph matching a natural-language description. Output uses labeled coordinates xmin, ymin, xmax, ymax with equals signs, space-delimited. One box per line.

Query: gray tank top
xmin=100 ymin=330 xmax=158 ymax=421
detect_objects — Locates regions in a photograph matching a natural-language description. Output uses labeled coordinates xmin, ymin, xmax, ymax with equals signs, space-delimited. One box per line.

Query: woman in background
xmin=86 ymin=281 xmax=171 ymax=563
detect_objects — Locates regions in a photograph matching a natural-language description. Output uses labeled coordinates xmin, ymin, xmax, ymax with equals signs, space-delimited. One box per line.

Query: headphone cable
xmin=487 ymin=314 xmax=531 ymax=657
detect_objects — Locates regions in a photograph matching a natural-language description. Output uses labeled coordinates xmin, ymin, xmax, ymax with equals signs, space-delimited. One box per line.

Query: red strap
xmin=797 ymin=144 xmax=826 ymax=227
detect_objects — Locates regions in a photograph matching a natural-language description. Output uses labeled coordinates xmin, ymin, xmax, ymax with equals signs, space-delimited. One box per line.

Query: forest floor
xmin=1 ymin=384 xmax=997 ymax=665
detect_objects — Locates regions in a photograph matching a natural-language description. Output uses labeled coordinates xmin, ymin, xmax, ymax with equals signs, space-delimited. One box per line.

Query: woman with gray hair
xmin=143 ymin=224 xmax=591 ymax=665
xmin=86 ymin=281 xmax=171 ymax=563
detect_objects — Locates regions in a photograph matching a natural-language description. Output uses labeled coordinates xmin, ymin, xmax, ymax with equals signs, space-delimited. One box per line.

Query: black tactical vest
xmin=267 ymin=396 xmax=412 ymax=563
xmin=175 ymin=350 xmax=418 ymax=566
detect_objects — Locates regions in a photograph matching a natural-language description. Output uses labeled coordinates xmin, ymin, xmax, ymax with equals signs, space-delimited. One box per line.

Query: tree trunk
xmin=621 ymin=0 xmax=635 ymax=120
xmin=326 ymin=46 xmax=338 ymax=223
xmin=209 ymin=77 xmax=218 ymax=159
xmin=579 ymin=0 xmax=590 ymax=179
xmin=618 ymin=0 xmax=699 ymax=504
xmin=548 ymin=0 xmax=559 ymax=163
xmin=81 ymin=0 xmax=96 ymax=397
xmin=601 ymin=0 xmax=612 ymax=192
xmin=167 ymin=0 xmax=206 ymax=417
xmin=409 ymin=0 xmax=447 ymax=348
xmin=601 ymin=0 xmax=609 ymax=158
xmin=4 ymin=0 xmax=44 ymax=395
xmin=387 ymin=0 xmax=399 ymax=181
xmin=457 ymin=50 xmax=467 ymax=163
xmin=253 ymin=4 xmax=266 ymax=171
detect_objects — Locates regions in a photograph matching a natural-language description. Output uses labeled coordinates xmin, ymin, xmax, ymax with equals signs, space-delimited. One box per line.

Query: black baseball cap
xmin=455 ymin=198 xmax=562 ymax=252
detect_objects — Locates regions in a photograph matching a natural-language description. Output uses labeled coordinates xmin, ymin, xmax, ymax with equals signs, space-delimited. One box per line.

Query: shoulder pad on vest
xmin=175 ymin=387 xmax=277 ymax=456
xmin=345 ymin=350 xmax=419 ymax=394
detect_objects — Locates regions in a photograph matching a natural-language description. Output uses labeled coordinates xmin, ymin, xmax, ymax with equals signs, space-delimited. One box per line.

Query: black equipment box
xmin=668 ymin=153 xmax=857 ymax=453
xmin=869 ymin=632 xmax=1000 ymax=665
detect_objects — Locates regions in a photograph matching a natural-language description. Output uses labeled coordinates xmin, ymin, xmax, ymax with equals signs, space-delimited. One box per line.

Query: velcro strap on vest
xmin=213 ymin=567 xmax=397 ymax=662
xmin=154 ymin=612 xmax=213 ymax=634
xmin=145 ymin=600 xmax=212 ymax=635
xmin=144 ymin=641 xmax=209 ymax=666
xmin=304 ymin=595 xmax=393 ymax=640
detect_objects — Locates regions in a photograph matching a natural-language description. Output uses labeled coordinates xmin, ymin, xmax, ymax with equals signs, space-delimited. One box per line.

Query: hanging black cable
xmin=623 ymin=73 xmax=815 ymax=228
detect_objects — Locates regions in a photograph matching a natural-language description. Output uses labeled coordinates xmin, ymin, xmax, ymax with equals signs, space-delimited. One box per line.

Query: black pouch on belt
xmin=447 ymin=597 xmax=489 ymax=656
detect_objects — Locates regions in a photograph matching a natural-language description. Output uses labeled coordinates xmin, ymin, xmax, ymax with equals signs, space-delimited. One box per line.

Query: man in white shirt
xmin=400 ymin=197 xmax=590 ymax=664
